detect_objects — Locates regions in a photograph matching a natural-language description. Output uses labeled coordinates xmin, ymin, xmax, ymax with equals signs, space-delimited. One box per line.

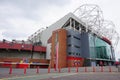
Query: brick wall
xmin=51 ymin=29 xmax=67 ymax=68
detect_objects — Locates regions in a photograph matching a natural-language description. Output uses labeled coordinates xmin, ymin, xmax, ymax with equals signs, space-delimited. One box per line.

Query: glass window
xmin=89 ymin=34 xmax=112 ymax=60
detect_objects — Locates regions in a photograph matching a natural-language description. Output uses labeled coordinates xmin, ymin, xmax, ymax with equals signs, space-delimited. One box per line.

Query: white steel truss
xmin=73 ymin=4 xmax=119 ymax=48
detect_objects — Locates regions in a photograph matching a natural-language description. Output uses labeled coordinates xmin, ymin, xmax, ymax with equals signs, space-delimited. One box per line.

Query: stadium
xmin=0 ymin=4 xmax=119 ymax=69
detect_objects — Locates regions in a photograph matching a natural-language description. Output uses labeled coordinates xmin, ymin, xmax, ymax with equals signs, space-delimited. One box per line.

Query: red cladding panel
xmin=0 ymin=42 xmax=9 ymax=49
xmin=8 ymin=43 xmax=22 ymax=50
xmin=67 ymin=56 xmax=83 ymax=60
xmin=0 ymin=41 xmax=46 ymax=52
xmin=102 ymin=37 xmax=111 ymax=45
xmin=33 ymin=46 xmax=46 ymax=52
xmin=21 ymin=44 xmax=32 ymax=51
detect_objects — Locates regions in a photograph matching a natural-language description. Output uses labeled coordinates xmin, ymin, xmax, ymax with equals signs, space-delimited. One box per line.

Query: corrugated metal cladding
xmin=67 ymin=29 xmax=81 ymax=57
xmin=67 ymin=29 xmax=90 ymax=58
xmin=81 ymin=32 xmax=90 ymax=58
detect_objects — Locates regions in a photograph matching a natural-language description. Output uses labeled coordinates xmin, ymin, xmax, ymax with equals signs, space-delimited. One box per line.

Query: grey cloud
xmin=0 ymin=0 xmax=71 ymax=40
xmin=2 ymin=30 xmax=29 ymax=39
xmin=0 ymin=20 xmax=14 ymax=30
xmin=1 ymin=0 xmax=69 ymax=11
xmin=0 ymin=0 xmax=71 ymax=20
xmin=0 ymin=0 xmax=70 ymax=9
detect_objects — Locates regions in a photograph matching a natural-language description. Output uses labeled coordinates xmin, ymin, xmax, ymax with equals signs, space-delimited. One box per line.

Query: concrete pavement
xmin=0 ymin=66 xmax=119 ymax=80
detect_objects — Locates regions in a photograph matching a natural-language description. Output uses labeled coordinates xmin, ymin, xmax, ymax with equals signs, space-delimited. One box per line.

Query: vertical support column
xmin=73 ymin=20 xmax=75 ymax=31
xmin=79 ymin=24 xmax=81 ymax=32
xmin=70 ymin=18 xmax=72 ymax=29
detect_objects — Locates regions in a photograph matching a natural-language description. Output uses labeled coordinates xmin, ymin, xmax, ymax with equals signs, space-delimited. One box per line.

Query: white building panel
xmin=46 ymin=43 xmax=51 ymax=59
xmin=40 ymin=13 xmax=84 ymax=46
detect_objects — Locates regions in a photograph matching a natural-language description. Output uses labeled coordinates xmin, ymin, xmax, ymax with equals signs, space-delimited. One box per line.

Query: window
xmin=73 ymin=36 xmax=80 ymax=40
xmin=68 ymin=44 xmax=71 ymax=47
xmin=68 ymin=52 xmax=71 ymax=55
xmin=76 ymin=53 xmax=78 ymax=55
xmin=67 ymin=35 xmax=71 ymax=37
xmin=89 ymin=34 xmax=112 ymax=59
xmin=74 ymin=45 xmax=80 ymax=48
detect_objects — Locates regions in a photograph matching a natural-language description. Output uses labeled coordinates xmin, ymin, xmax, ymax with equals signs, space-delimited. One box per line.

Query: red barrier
xmin=85 ymin=67 xmax=87 ymax=72
xmin=24 ymin=67 xmax=27 ymax=74
xmin=109 ymin=66 xmax=112 ymax=72
xmin=9 ymin=66 xmax=12 ymax=74
xmin=36 ymin=66 xmax=39 ymax=74
xmin=48 ymin=67 xmax=50 ymax=73
xmin=76 ymin=66 xmax=78 ymax=72
xmin=93 ymin=67 xmax=95 ymax=72
xmin=68 ymin=67 xmax=70 ymax=73
xmin=101 ymin=66 xmax=103 ymax=72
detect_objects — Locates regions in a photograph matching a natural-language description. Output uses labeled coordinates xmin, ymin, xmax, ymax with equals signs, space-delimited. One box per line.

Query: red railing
xmin=33 ymin=46 xmax=46 ymax=52
xmin=0 ymin=41 xmax=46 ymax=52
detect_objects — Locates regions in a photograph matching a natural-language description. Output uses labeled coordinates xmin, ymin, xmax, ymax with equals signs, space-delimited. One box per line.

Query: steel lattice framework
xmin=73 ymin=4 xmax=119 ymax=48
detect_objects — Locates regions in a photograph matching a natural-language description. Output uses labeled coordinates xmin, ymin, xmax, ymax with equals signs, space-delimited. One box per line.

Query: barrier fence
xmin=6 ymin=66 xmax=119 ymax=75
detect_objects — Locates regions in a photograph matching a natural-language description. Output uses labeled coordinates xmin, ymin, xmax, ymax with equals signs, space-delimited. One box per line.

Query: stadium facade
xmin=0 ymin=5 xmax=117 ymax=68
xmin=28 ymin=13 xmax=115 ymax=68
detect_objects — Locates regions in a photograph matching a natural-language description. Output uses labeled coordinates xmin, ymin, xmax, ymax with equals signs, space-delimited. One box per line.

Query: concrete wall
xmin=0 ymin=50 xmax=45 ymax=59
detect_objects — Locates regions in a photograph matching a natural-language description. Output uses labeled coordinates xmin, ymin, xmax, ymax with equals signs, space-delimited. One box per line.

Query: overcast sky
xmin=0 ymin=0 xmax=120 ymax=60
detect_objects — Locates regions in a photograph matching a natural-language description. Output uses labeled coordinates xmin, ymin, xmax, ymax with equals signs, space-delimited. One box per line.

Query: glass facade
xmin=89 ymin=34 xmax=112 ymax=60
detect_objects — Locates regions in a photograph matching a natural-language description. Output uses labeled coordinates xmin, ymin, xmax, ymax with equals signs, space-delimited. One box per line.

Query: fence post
xmin=36 ymin=66 xmax=39 ymax=74
xmin=9 ymin=66 xmax=12 ymax=74
xmin=101 ymin=66 xmax=103 ymax=72
xmin=109 ymin=66 xmax=112 ymax=72
xmin=24 ymin=67 xmax=27 ymax=74
xmin=68 ymin=67 xmax=70 ymax=73
xmin=48 ymin=67 xmax=50 ymax=73
xmin=85 ymin=67 xmax=87 ymax=72
xmin=76 ymin=66 xmax=78 ymax=72
xmin=59 ymin=66 xmax=61 ymax=73
xmin=93 ymin=66 xmax=95 ymax=72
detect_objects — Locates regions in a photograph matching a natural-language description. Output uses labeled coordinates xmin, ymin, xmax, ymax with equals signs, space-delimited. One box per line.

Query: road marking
xmin=1 ymin=73 xmax=77 ymax=80
xmin=52 ymin=73 xmax=77 ymax=78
